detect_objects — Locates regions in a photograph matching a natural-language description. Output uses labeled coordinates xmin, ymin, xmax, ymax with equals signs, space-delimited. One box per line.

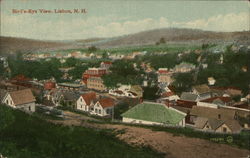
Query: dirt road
xmin=50 ymin=111 xmax=250 ymax=158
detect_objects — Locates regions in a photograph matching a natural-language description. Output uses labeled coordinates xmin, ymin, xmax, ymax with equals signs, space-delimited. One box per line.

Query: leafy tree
xmin=68 ymin=65 xmax=88 ymax=80
xmin=0 ymin=105 xmax=15 ymax=131
xmin=102 ymin=60 xmax=143 ymax=88
xmin=159 ymin=37 xmax=166 ymax=44
xmin=173 ymin=72 xmax=194 ymax=93
xmin=88 ymin=46 xmax=98 ymax=52
xmin=143 ymin=86 xmax=159 ymax=100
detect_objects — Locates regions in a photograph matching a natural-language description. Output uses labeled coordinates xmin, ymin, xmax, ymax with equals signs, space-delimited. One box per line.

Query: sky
xmin=0 ymin=0 xmax=249 ymax=40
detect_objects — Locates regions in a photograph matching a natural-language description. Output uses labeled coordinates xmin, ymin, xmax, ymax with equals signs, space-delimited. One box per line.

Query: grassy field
xmin=0 ymin=105 xmax=163 ymax=158
xmin=34 ymin=43 xmax=201 ymax=55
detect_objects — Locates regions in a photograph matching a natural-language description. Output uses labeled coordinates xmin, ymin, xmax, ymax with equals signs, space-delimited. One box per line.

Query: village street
xmin=50 ymin=111 xmax=250 ymax=158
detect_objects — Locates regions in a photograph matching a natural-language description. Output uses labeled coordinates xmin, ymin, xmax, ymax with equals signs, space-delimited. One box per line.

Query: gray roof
xmin=193 ymin=84 xmax=210 ymax=94
xmin=180 ymin=92 xmax=198 ymax=101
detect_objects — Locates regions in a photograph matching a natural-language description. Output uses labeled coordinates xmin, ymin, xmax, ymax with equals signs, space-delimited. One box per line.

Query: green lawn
xmin=0 ymin=105 xmax=163 ymax=158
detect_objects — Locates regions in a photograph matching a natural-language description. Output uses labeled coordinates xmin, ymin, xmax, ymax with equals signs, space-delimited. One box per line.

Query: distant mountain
xmin=1 ymin=28 xmax=249 ymax=55
xmin=92 ymin=28 xmax=250 ymax=48
xmin=0 ymin=36 xmax=82 ymax=56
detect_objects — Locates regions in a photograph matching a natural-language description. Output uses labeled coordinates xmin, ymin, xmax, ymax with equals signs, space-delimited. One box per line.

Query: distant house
xmin=130 ymin=85 xmax=143 ymax=98
xmin=194 ymin=117 xmax=242 ymax=133
xmin=180 ymin=92 xmax=199 ymax=102
xmin=87 ymin=77 xmax=106 ymax=92
xmin=192 ymin=84 xmax=212 ymax=100
xmin=190 ymin=106 xmax=236 ymax=121
xmin=174 ymin=62 xmax=195 ymax=73
xmin=51 ymin=90 xmax=78 ymax=108
xmin=157 ymin=68 xmax=174 ymax=85
xmin=76 ymin=92 xmax=97 ymax=112
xmin=189 ymin=106 xmax=240 ymax=130
xmin=57 ymin=83 xmax=84 ymax=91
xmin=207 ymin=77 xmax=216 ymax=86
xmin=200 ymin=96 xmax=233 ymax=107
xmin=122 ymin=102 xmax=186 ymax=127
xmin=2 ymin=89 xmax=36 ymax=112
xmin=100 ymin=61 xmax=112 ymax=70
xmin=91 ymin=98 xmax=115 ymax=116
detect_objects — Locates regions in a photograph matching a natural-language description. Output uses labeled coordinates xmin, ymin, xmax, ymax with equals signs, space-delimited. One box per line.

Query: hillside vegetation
xmin=0 ymin=105 xmax=163 ymax=158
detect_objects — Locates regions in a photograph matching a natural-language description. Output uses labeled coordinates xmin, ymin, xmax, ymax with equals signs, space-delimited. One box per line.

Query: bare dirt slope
xmin=50 ymin=111 xmax=250 ymax=158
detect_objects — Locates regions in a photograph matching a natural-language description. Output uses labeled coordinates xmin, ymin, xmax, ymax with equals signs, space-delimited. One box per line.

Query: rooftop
xmin=122 ymin=102 xmax=186 ymax=124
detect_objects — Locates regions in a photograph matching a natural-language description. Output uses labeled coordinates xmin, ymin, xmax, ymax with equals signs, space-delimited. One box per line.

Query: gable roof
xmin=180 ymin=92 xmax=198 ymax=101
xmin=207 ymin=118 xmax=225 ymax=130
xmin=224 ymin=120 xmax=242 ymax=133
xmin=98 ymin=97 xmax=115 ymax=108
xmin=193 ymin=84 xmax=210 ymax=94
xmin=122 ymin=102 xmax=186 ymax=124
xmin=190 ymin=106 xmax=236 ymax=121
xmin=81 ymin=92 xmax=96 ymax=105
xmin=8 ymin=89 xmax=36 ymax=106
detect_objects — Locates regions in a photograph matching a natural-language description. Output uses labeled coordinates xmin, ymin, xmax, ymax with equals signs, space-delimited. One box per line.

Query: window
xmin=6 ymin=100 xmax=9 ymax=105
xmin=223 ymin=127 xmax=227 ymax=132
xmin=99 ymin=109 xmax=101 ymax=114
xmin=106 ymin=109 xmax=110 ymax=114
xmin=29 ymin=106 xmax=31 ymax=111
xmin=95 ymin=109 xmax=97 ymax=113
xmin=218 ymin=114 xmax=221 ymax=119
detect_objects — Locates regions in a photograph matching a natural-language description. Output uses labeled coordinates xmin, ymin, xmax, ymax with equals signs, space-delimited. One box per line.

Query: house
xmin=76 ymin=92 xmax=97 ymax=112
xmin=200 ymin=96 xmax=233 ymax=107
xmin=2 ymin=89 xmax=36 ymax=112
xmin=82 ymin=67 xmax=107 ymax=84
xmin=180 ymin=92 xmax=199 ymax=102
xmin=121 ymin=102 xmax=186 ymax=127
xmin=161 ymin=91 xmax=180 ymax=101
xmin=207 ymin=77 xmax=216 ymax=86
xmin=174 ymin=62 xmax=195 ymax=73
xmin=57 ymin=83 xmax=84 ymax=91
xmin=157 ymin=68 xmax=174 ymax=85
xmin=100 ymin=61 xmax=112 ymax=70
xmin=51 ymin=89 xmax=78 ymax=108
xmin=59 ymin=91 xmax=79 ymax=108
xmin=194 ymin=117 xmax=242 ymax=133
xmin=87 ymin=77 xmax=106 ymax=91
xmin=190 ymin=106 xmax=236 ymax=125
xmin=129 ymin=85 xmax=143 ymax=98
xmin=192 ymin=84 xmax=212 ymax=100
xmin=91 ymin=97 xmax=115 ymax=116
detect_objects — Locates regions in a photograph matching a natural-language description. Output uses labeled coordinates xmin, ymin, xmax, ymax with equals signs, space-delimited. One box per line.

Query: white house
xmin=2 ymin=89 xmax=36 ymax=112
xmin=91 ymin=98 xmax=115 ymax=116
xmin=76 ymin=92 xmax=96 ymax=112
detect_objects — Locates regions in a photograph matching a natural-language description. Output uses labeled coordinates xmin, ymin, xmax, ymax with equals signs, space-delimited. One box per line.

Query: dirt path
xmin=50 ymin=111 xmax=250 ymax=158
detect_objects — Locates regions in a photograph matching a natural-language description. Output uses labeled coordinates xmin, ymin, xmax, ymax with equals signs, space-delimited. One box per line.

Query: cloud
xmin=1 ymin=12 xmax=249 ymax=40
xmin=172 ymin=12 xmax=249 ymax=32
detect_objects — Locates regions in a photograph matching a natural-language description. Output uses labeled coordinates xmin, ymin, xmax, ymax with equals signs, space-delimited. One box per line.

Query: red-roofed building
xmin=76 ymin=92 xmax=97 ymax=112
xmin=82 ymin=68 xmax=107 ymax=84
xmin=201 ymin=96 xmax=233 ymax=106
xmin=100 ymin=61 xmax=112 ymax=69
xmin=157 ymin=68 xmax=173 ymax=85
xmin=92 ymin=97 xmax=116 ymax=116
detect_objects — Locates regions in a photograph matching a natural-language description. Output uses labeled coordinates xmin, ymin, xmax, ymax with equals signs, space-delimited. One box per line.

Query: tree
xmin=159 ymin=37 xmax=166 ymax=44
xmin=102 ymin=60 xmax=143 ymax=88
xmin=88 ymin=46 xmax=98 ymax=52
xmin=68 ymin=65 xmax=88 ymax=80
xmin=173 ymin=72 xmax=194 ymax=93
xmin=0 ymin=105 xmax=15 ymax=131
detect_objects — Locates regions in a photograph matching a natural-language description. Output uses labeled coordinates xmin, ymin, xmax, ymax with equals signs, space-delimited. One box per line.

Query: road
xmin=50 ymin=111 xmax=250 ymax=158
